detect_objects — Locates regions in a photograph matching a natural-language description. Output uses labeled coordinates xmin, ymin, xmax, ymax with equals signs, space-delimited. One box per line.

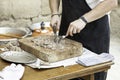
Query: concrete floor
xmin=106 ymin=5 xmax=120 ymax=80
xmin=107 ymin=37 xmax=120 ymax=80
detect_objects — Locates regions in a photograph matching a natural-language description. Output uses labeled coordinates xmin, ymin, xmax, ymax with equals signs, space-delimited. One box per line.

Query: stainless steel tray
xmin=0 ymin=27 xmax=28 ymax=41
xmin=0 ymin=51 xmax=37 ymax=64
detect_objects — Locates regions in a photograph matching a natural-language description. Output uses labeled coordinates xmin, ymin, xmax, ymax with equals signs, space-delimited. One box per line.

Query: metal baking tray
xmin=0 ymin=27 xmax=28 ymax=41
xmin=0 ymin=51 xmax=37 ymax=64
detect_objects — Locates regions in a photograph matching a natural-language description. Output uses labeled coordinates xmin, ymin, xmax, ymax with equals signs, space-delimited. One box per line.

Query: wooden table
xmin=0 ymin=57 xmax=113 ymax=80
xmin=0 ymin=32 xmax=114 ymax=80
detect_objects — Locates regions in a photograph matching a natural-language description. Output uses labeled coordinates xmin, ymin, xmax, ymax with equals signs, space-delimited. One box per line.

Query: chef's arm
xmin=66 ymin=0 xmax=118 ymax=36
xmin=83 ymin=0 xmax=118 ymax=23
xmin=49 ymin=0 xmax=60 ymax=14
xmin=49 ymin=0 xmax=61 ymax=30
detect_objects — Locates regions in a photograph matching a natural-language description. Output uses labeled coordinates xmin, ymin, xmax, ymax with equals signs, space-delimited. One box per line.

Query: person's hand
xmin=66 ymin=19 xmax=87 ymax=36
xmin=50 ymin=15 xmax=61 ymax=31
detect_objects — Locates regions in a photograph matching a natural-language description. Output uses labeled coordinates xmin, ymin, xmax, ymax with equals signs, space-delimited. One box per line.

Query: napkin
xmin=76 ymin=48 xmax=114 ymax=66
xmin=0 ymin=63 xmax=25 ymax=80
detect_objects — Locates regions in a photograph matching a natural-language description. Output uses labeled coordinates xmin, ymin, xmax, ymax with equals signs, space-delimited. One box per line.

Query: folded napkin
xmin=0 ymin=63 xmax=25 ymax=80
xmin=76 ymin=48 xmax=114 ymax=66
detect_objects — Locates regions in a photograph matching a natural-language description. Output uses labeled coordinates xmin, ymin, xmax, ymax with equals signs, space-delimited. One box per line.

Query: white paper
xmin=26 ymin=48 xmax=114 ymax=69
xmin=26 ymin=57 xmax=78 ymax=69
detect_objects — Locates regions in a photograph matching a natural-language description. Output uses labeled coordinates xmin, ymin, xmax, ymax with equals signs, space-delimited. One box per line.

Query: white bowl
xmin=30 ymin=22 xmax=50 ymax=31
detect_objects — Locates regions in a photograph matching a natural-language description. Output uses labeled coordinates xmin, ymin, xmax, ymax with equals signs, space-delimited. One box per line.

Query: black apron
xmin=59 ymin=0 xmax=110 ymax=80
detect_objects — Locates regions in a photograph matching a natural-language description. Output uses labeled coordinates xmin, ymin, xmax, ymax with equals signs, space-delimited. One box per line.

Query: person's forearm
xmin=83 ymin=0 xmax=118 ymax=23
xmin=49 ymin=0 xmax=60 ymax=14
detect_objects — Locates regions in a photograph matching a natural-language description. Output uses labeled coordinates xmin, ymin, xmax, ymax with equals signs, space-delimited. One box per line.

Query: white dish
xmin=0 ymin=51 xmax=37 ymax=64
xmin=30 ymin=22 xmax=50 ymax=30
xmin=0 ymin=27 xmax=28 ymax=42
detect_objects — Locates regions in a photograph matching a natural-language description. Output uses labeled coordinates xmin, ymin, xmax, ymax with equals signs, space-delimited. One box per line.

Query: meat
xmin=5 ymin=41 xmax=23 ymax=52
xmin=19 ymin=35 xmax=83 ymax=62
xmin=31 ymin=36 xmax=65 ymax=50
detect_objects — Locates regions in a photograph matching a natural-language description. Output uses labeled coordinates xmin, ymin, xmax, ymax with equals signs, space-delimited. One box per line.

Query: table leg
xmin=90 ymin=74 xmax=94 ymax=80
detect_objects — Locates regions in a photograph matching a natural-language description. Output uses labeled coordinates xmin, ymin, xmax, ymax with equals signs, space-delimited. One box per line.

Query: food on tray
xmin=32 ymin=27 xmax=53 ymax=36
xmin=30 ymin=22 xmax=53 ymax=36
xmin=31 ymin=36 xmax=65 ymax=50
xmin=5 ymin=41 xmax=23 ymax=52
xmin=19 ymin=35 xmax=83 ymax=63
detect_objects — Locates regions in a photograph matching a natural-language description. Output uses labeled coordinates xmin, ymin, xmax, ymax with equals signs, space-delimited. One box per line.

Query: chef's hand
xmin=50 ymin=15 xmax=61 ymax=31
xmin=66 ymin=18 xmax=87 ymax=36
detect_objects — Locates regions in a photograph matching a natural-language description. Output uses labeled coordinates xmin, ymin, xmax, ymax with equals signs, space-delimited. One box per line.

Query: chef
xmin=49 ymin=0 xmax=118 ymax=80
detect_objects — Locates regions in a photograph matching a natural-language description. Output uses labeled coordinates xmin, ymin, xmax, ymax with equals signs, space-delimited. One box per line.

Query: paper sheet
xmin=26 ymin=48 xmax=114 ymax=68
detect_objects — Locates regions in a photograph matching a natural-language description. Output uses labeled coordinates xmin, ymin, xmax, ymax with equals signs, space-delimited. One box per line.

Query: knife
xmin=52 ymin=25 xmax=66 ymax=43
xmin=52 ymin=24 xmax=59 ymax=43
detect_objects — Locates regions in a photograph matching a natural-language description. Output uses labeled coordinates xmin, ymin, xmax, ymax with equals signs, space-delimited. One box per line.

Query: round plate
xmin=0 ymin=51 xmax=37 ymax=64
xmin=29 ymin=22 xmax=50 ymax=30
xmin=0 ymin=27 xmax=28 ymax=41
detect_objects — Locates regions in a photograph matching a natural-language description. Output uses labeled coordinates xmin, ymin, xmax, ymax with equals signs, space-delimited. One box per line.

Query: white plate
xmin=0 ymin=27 xmax=28 ymax=42
xmin=0 ymin=51 xmax=37 ymax=64
xmin=30 ymin=22 xmax=50 ymax=30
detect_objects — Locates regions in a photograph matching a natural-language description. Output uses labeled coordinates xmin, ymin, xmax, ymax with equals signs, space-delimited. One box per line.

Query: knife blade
xmin=52 ymin=24 xmax=66 ymax=43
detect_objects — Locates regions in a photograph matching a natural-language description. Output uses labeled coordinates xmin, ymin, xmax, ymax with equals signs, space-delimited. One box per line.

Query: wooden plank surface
xmin=0 ymin=58 xmax=113 ymax=80
xmin=0 ymin=33 xmax=114 ymax=80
